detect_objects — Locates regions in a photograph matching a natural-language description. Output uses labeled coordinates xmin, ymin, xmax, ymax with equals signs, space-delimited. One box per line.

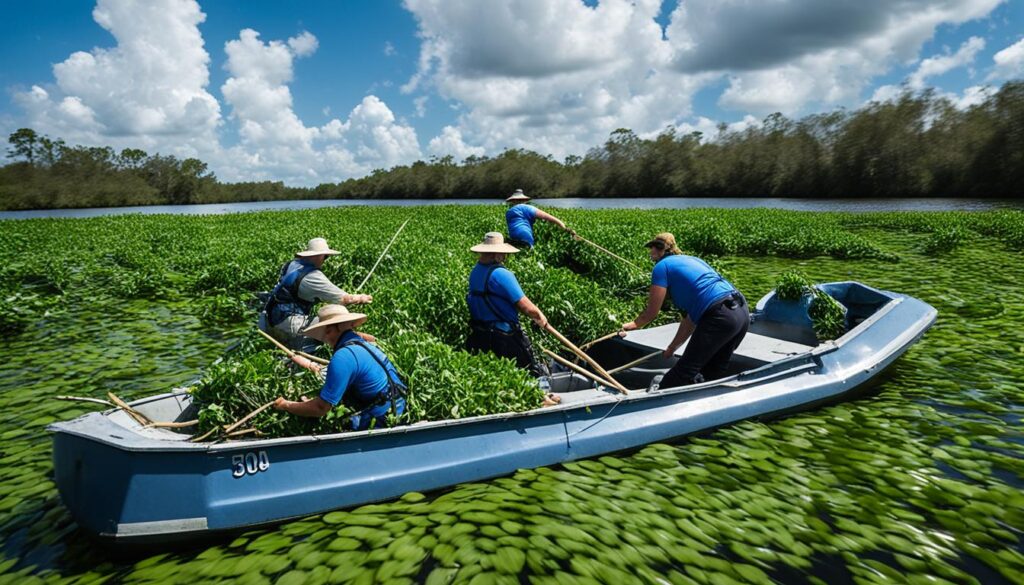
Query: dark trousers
xmin=507 ymin=239 xmax=532 ymax=251
xmin=467 ymin=321 xmax=546 ymax=377
xmin=661 ymin=294 xmax=750 ymax=389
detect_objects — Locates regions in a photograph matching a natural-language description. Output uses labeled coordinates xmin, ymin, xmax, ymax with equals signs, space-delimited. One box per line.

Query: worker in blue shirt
xmin=504 ymin=189 xmax=574 ymax=249
xmin=466 ymin=231 xmax=551 ymax=378
xmin=274 ymin=304 xmax=406 ymax=431
xmin=622 ymin=233 xmax=749 ymax=389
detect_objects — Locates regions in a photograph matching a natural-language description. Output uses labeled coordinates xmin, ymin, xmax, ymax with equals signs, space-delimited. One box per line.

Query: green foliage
xmin=808 ymin=290 xmax=847 ymax=341
xmin=190 ymin=345 xmax=338 ymax=438
xmin=774 ymin=271 xmax=811 ymax=301
xmin=923 ymin=226 xmax=971 ymax=255
xmin=0 ymin=292 xmax=56 ymax=335
xmin=383 ymin=331 xmax=542 ymax=422
xmin=773 ymin=271 xmax=848 ymax=341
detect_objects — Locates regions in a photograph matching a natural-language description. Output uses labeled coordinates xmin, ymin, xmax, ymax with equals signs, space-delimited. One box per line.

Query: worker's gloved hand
xmin=348 ymin=294 xmax=373 ymax=304
xmin=621 ymin=321 xmax=638 ymax=332
xmin=273 ymin=397 xmax=288 ymax=410
xmin=532 ymin=315 xmax=548 ymax=329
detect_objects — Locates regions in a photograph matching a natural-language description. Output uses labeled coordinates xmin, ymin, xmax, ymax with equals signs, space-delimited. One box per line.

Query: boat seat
xmin=620 ymin=324 xmax=814 ymax=366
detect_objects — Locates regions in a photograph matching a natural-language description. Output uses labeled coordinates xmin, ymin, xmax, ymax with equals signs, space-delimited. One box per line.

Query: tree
xmin=7 ymin=128 xmax=39 ymax=165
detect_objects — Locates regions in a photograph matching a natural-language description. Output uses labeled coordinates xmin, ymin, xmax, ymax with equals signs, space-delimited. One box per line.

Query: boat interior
xmin=549 ymin=281 xmax=894 ymax=397
xmin=113 ymin=282 xmax=896 ymax=438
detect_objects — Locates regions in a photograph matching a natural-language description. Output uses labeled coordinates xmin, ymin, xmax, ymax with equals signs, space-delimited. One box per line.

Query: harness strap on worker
xmin=468 ymin=264 xmax=518 ymax=332
xmin=264 ymin=260 xmax=316 ymax=326
xmin=339 ymin=339 xmax=407 ymax=421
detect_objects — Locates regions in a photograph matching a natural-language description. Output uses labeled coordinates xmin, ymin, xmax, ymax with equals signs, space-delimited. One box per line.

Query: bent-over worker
xmin=622 ymin=232 xmax=749 ymax=389
xmin=466 ymin=232 xmax=550 ymax=377
xmin=504 ymin=189 xmax=574 ymax=249
xmin=274 ymin=304 xmax=406 ymax=431
xmin=259 ymin=237 xmax=372 ymax=351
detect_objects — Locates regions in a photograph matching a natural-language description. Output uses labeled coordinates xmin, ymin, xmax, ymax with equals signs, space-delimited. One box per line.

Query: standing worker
xmin=259 ymin=237 xmax=372 ymax=351
xmin=274 ymin=304 xmax=405 ymax=431
xmin=621 ymin=233 xmax=749 ymax=389
xmin=466 ymin=232 xmax=550 ymax=378
xmin=504 ymin=189 xmax=574 ymax=249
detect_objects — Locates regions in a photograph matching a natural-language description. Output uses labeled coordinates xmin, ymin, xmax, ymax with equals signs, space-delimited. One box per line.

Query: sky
xmin=1 ymin=0 xmax=1022 ymax=187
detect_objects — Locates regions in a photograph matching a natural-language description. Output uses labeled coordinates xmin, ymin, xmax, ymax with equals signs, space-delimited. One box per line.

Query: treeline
xmin=1 ymin=82 xmax=1021 ymax=210
xmin=0 ymin=129 xmax=316 ymax=210
xmin=332 ymin=82 xmax=1023 ymax=200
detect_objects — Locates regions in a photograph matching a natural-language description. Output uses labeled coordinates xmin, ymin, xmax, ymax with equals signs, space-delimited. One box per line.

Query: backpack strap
xmin=338 ymin=339 xmax=407 ymax=421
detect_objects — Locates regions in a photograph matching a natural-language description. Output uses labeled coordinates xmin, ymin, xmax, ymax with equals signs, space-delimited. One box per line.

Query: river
xmin=1 ymin=197 xmax=1022 ymax=220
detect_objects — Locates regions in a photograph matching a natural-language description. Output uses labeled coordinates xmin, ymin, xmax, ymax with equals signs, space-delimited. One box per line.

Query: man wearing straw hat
xmin=622 ymin=232 xmax=748 ymax=389
xmin=466 ymin=232 xmax=551 ymax=378
xmin=504 ymin=189 xmax=574 ymax=249
xmin=274 ymin=304 xmax=406 ymax=431
xmin=259 ymin=237 xmax=373 ymax=352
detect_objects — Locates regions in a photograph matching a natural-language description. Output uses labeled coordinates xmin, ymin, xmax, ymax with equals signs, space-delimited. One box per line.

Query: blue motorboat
xmin=49 ymin=281 xmax=936 ymax=544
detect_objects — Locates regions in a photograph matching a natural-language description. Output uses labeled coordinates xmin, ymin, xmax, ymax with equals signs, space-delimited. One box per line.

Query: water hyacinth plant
xmin=1 ymin=207 xmax=1024 ymax=583
xmin=773 ymin=270 xmax=848 ymax=341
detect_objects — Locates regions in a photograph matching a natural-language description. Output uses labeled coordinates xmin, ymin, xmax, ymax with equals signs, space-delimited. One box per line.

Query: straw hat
xmin=644 ymin=232 xmax=682 ymax=254
xmin=296 ymin=237 xmax=340 ymax=257
xmin=301 ymin=304 xmax=367 ymax=341
xmin=504 ymin=189 xmax=531 ymax=203
xmin=470 ymin=232 xmax=520 ymax=254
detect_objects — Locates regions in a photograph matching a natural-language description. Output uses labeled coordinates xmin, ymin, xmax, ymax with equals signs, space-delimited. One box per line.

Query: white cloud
xmin=908 ymin=36 xmax=985 ymax=89
xmin=402 ymin=0 xmax=701 ymax=161
xmin=13 ymin=0 xmax=220 ymax=152
xmin=384 ymin=41 xmax=397 ymax=56
xmin=220 ymin=30 xmax=422 ymax=183
xmin=428 ymin=125 xmax=485 ymax=160
xmin=288 ymin=31 xmax=319 ymax=57
xmin=951 ymin=84 xmax=995 ymax=109
xmin=671 ymin=0 xmax=1004 ymax=115
xmin=404 ymin=0 xmax=1007 ymax=159
xmin=988 ymin=37 xmax=1024 ymax=80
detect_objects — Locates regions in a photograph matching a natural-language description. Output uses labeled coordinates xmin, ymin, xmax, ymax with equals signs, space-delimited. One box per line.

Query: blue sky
xmin=2 ymin=0 xmax=1022 ymax=186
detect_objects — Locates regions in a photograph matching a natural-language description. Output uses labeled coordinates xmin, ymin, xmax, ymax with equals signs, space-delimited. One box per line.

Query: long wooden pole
xmin=543 ymin=324 xmax=628 ymax=394
xmin=257 ymin=328 xmax=295 ymax=357
xmin=607 ymin=351 xmax=661 ymax=375
xmin=580 ymin=330 xmax=624 ymax=351
xmin=355 ymin=218 xmax=410 ymax=292
xmin=296 ymin=350 xmax=330 ymax=365
xmin=542 ymin=349 xmax=621 ymax=392
xmin=107 ymin=392 xmax=153 ymax=426
xmin=574 ymin=234 xmax=644 ymax=272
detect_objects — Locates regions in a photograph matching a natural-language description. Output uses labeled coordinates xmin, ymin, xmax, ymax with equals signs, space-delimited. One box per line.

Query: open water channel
xmin=1 ymin=197 xmax=1022 ymax=221
xmin=0 ymin=206 xmax=1021 ymax=584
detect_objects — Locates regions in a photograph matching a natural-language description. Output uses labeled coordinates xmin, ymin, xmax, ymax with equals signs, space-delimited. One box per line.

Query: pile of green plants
xmin=190 ymin=329 xmax=543 ymax=439
xmin=773 ymin=270 xmax=848 ymax=341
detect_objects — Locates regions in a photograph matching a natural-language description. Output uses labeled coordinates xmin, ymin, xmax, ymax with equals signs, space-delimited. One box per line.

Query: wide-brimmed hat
xmin=644 ymin=232 xmax=681 ymax=254
xmin=301 ymin=304 xmax=367 ymax=341
xmin=296 ymin=237 xmax=340 ymax=257
xmin=470 ymin=232 xmax=520 ymax=254
xmin=504 ymin=189 xmax=531 ymax=203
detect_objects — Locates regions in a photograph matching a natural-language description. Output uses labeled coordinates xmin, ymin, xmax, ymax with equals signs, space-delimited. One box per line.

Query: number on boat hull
xmin=232 ymin=451 xmax=270 ymax=478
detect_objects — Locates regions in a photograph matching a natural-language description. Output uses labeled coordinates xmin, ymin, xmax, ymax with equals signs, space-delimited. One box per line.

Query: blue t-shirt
xmin=651 ymin=254 xmax=736 ymax=324
xmin=505 ymin=204 xmax=539 ymax=246
xmin=320 ymin=331 xmax=406 ymax=422
xmin=467 ymin=262 xmax=525 ymax=325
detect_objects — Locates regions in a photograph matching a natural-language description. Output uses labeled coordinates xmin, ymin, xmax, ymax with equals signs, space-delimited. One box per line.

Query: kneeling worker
xmin=274 ymin=304 xmax=406 ymax=431
xmin=260 ymin=237 xmax=372 ymax=351
xmin=622 ymin=232 xmax=749 ymax=389
xmin=466 ymin=232 xmax=549 ymax=377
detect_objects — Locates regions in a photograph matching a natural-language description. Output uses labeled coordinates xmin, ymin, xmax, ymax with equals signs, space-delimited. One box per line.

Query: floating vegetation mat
xmin=0 ymin=207 xmax=1022 ymax=583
